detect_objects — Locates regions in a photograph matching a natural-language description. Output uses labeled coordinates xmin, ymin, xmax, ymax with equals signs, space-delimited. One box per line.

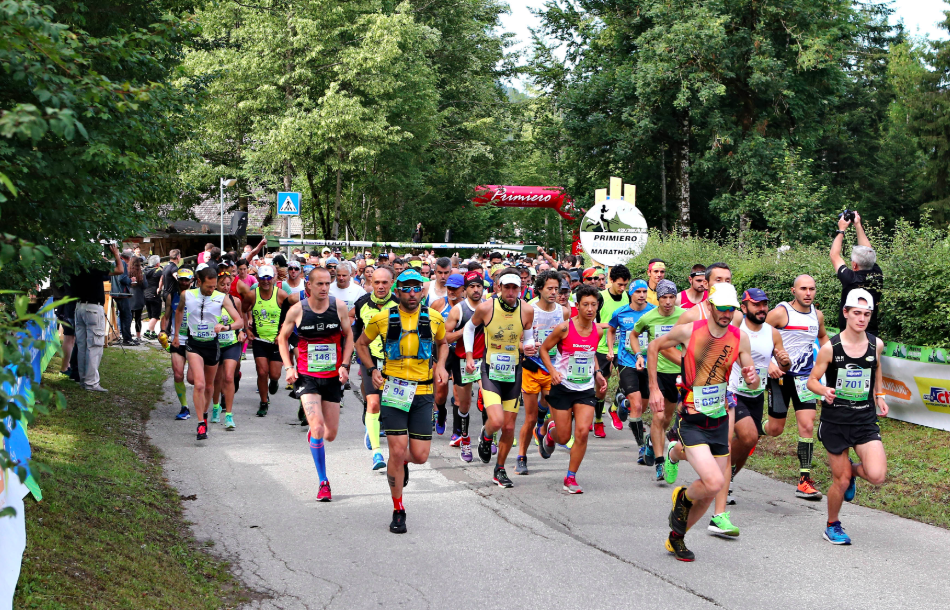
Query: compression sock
xmin=731 ymin=464 xmax=738 ymax=480
xmin=174 ymin=381 xmax=188 ymax=407
xmin=630 ymin=417 xmax=645 ymax=446
xmin=436 ymin=401 xmax=446 ymax=427
xmin=536 ymin=406 xmax=549 ymax=428
xmin=451 ymin=398 xmax=461 ymax=435
xmin=655 ymin=456 xmax=665 ymax=467
xmin=308 ymin=432 xmax=327 ymax=482
xmin=798 ymin=437 xmax=814 ymax=477
xmin=394 ymin=496 xmax=405 ymax=511
xmin=481 ymin=407 xmax=488 ymax=426
xmin=366 ymin=412 xmax=381 ymax=451
xmin=460 ymin=411 xmax=470 ymax=437
xmin=567 ymin=470 xmax=576 ymax=478
xmin=595 ymin=398 xmax=605 ymax=423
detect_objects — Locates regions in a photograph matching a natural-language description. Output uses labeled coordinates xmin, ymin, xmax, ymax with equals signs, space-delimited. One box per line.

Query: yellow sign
xmin=914 ymin=376 xmax=950 ymax=414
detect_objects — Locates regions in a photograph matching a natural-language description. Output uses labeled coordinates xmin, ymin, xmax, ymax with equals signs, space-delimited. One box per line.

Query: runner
xmin=351 ymin=267 xmax=398 ymax=471
xmin=595 ymin=265 xmax=631 ymax=435
xmin=707 ymin=288 xmax=791 ymax=537
xmin=678 ymin=264 xmax=708 ymax=309
xmin=278 ymin=267 xmax=354 ymax=502
xmin=172 ymin=266 xmax=244 ymax=441
xmin=165 ymin=268 xmax=196 ymax=420
xmin=210 ymin=269 xmax=247 ymax=431
xmin=807 ymin=289 xmax=887 ymax=545
xmin=429 ymin=273 xmax=465 ymax=435
xmin=329 ymin=261 xmax=365 ymax=317
xmin=537 ymin=284 xmax=607 ymax=493
xmin=519 ymin=270 xmax=570 ymax=472
xmin=645 ymin=259 xmax=666 ymax=305
xmin=280 ymin=259 xmax=305 ymax=295
xmin=463 ymin=268 xmax=534 ymax=488
xmin=355 ymin=268 xmax=449 ymax=534
xmin=425 ymin=257 xmax=452 ymax=304
xmin=443 ymin=270 xmax=485 ymax=462
xmin=764 ymin=274 xmax=830 ymax=500
xmin=646 ymin=283 xmax=760 ymax=561
xmin=606 ymin=279 xmax=654 ymax=462
xmin=668 ymin=263 xmax=739 ymax=328
xmin=237 ymin=265 xmax=291 ymax=417
xmin=628 ymin=280 xmax=685 ymax=481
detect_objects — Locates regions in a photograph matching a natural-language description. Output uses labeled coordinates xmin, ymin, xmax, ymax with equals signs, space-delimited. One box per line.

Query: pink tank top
xmin=554 ymin=319 xmax=600 ymax=391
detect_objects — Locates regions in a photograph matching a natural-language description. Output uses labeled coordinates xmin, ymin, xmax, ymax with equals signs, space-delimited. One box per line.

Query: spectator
xmin=72 ymin=244 xmax=124 ymax=391
xmin=412 ymin=222 xmax=423 ymax=243
xmin=197 ymin=242 xmax=214 ymax=265
xmin=161 ymin=249 xmax=182 ymax=300
xmin=51 ymin=280 xmax=77 ymax=380
xmin=114 ymin=250 xmax=135 ymax=345
xmin=128 ymin=254 xmax=146 ymax=342
xmin=143 ymin=255 xmax=163 ymax=340
xmin=831 ymin=211 xmax=883 ymax=334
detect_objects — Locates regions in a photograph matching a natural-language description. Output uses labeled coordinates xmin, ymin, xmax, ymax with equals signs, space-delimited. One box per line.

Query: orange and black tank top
xmin=682 ymin=320 xmax=741 ymax=418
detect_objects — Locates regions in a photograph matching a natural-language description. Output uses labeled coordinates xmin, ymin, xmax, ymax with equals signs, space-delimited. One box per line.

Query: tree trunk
xmin=676 ymin=115 xmax=691 ymax=237
xmin=660 ymin=146 xmax=668 ymax=234
xmin=332 ymin=148 xmax=343 ymax=239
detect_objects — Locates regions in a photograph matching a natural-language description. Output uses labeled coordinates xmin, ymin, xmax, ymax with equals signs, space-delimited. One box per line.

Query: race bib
xmin=461 ymin=359 xmax=481 ymax=385
xmin=738 ymin=366 xmax=767 ymax=396
xmin=382 ymin=378 xmax=417 ymax=411
xmin=693 ymin=383 xmax=727 ymax=417
xmin=654 ymin=323 xmax=674 ymax=339
xmin=218 ymin=328 xmax=236 ymax=344
xmin=794 ymin=375 xmax=819 ymax=402
xmin=567 ymin=353 xmax=595 ymax=383
xmin=488 ymin=353 xmax=516 ymax=383
xmin=307 ymin=343 xmax=337 ymax=373
xmin=179 ymin=313 xmax=188 ymax=336
xmin=538 ymin=329 xmax=557 ymax=356
xmin=193 ymin=323 xmax=214 ymax=340
xmin=835 ymin=368 xmax=871 ymax=402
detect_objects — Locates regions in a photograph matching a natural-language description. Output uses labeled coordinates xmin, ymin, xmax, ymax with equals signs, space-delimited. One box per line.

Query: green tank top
xmin=217 ymin=296 xmax=238 ymax=348
xmin=252 ymin=286 xmax=280 ymax=343
xmin=597 ymin=287 xmax=627 ymax=354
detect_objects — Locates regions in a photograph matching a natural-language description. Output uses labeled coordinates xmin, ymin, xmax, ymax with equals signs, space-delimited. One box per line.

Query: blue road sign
xmin=277 ymin=192 xmax=301 ymax=215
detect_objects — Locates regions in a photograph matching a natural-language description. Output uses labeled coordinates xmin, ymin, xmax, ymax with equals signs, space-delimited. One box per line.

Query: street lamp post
xmin=220 ymin=178 xmax=237 ymax=251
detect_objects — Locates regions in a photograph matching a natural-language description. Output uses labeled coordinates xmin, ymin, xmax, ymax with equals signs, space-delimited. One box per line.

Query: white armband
xmin=463 ymin=319 xmax=476 ymax=354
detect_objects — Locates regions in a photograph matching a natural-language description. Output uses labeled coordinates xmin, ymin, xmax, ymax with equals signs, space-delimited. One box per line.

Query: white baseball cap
xmin=844 ymin=288 xmax=874 ymax=310
xmin=257 ymin=265 xmax=276 ymax=279
xmin=707 ymin=283 xmax=740 ymax=308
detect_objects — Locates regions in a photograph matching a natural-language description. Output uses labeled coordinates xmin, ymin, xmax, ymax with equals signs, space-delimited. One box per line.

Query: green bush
xmin=626 ymin=220 xmax=950 ymax=347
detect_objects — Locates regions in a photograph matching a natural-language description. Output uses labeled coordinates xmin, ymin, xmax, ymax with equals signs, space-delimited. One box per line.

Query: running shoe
xmin=317 ymin=480 xmax=332 ymax=502
xmin=210 ymin=405 xmax=221 ymax=424
xmin=390 ymin=509 xmax=407 ymax=534
xmin=536 ymin=426 xmax=554 ymax=459
xmin=344 ymin=381 xmax=351 ymax=391
xmin=669 ymin=486 xmax=690 ymax=536
xmin=643 ymin=439 xmax=655 ymax=466
xmin=493 ymin=465 xmax=514 ymax=488
xmin=655 ymin=461 xmax=665 ymax=482
xmin=234 ymin=370 xmax=241 ymax=392
xmin=175 ymin=406 xmax=191 ymax=420
xmin=515 ymin=456 xmax=528 ymax=475
xmin=364 ymin=429 xmax=372 ymax=451
xmin=477 ymin=428 xmax=492 ymax=463
xmin=637 ymin=445 xmax=646 ymax=465
xmin=844 ymin=458 xmax=857 ymax=502
xmin=268 ymin=378 xmax=278 ymax=395
xmin=617 ymin=396 xmax=630 ymax=422
xmin=196 ymin=420 xmax=208 ymax=441
xmin=608 ymin=410 xmax=623 ymax=431
xmin=285 ymin=382 xmax=293 ymax=391
xmin=436 ymin=420 xmax=446 ymax=435
xmin=224 ymin=413 xmax=235 ymax=430
xmin=449 ymin=433 xmax=463 ymax=447
xmin=664 ymin=441 xmax=680 ymax=484
xmin=796 ymin=476 xmax=823 ymax=500
xmin=593 ymin=421 xmax=606 ymax=438
xmin=372 ymin=452 xmax=386 ymax=471
xmin=460 ymin=439 xmax=473 ymax=463
xmin=708 ymin=512 xmax=740 ymax=537
xmin=563 ymin=475 xmax=583 ymax=494
xmin=491 ymin=431 xmax=498 ymax=455
xmin=403 ymin=462 xmax=409 ymax=487
xmin=256 ymin=402 xmax=269 ymax=417
xmin=823 ymin=521 xmax=851 ymax=545
xmin=727 ymin=486 xmax=736 ymax=505
xmin=665 ymin=536 xmax=695 ymax=562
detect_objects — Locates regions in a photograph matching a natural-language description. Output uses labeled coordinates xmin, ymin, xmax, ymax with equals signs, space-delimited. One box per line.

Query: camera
xmin=839 ymin=209 xmax=855 ymax=223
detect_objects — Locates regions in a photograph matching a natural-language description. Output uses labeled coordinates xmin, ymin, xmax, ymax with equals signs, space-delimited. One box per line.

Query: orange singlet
xmin=682 ymin=320 xmax=740 ymax=415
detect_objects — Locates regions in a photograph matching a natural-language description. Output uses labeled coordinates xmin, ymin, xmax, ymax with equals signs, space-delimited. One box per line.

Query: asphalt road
xmin=148 ymin=359 xmax=950 ymax=610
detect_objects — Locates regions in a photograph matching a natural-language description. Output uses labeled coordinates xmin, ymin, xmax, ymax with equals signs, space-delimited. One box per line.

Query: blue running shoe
xmin=644 ymin=441 xmax=656 ymax=466
xmin=637 ymin=445 xmax=646 ymax=465
xmin=844 ymin=458 xmax=857 ymax=502
xmin=175 ymin=407 xmax=191 ymax=420
xmin=823 ymin=521 xmax=851 ymax=545
xmin=655 ymin=461 xmax=664 ymax=482
xmin=372 ymin=452 xmax=386 ymax=471
xmin=618 ymin=397 xmax=630 ymax=422
xmin=436 ymin=420 xmax=446 ymax=436
xmin=364 ymin=430 xmax=372 ymax=451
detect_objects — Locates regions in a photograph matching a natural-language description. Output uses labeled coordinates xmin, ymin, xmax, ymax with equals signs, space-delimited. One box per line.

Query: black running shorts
xmin=768 ymin=374 xmax=817 ymax=418
xmin=596 ymin=352 xmax=613 ymax=379
xmin=728 ymin=391 xmax=765 ymax=434
xmin=547 ymin=384 xmax=597 ymax=411
xmin=218 ymin=342 xmax=242 ymax=363
xmin=252 ymin=339 xmax=282 ymax=362
xmin=817 ymin=421 xmax=882 ymax=455
xmin=380 ymin=393 xmax=434 ymax=441
xmin=674 ymin=414 xmax=729 ymax=458
xmin=617 ymin=365 xmax=640 ymax=396
xmin=656 ymin=372 xmax=680 ymax=404
xmin=186 ymin=339 xmax=220 ymax=367
xmin=360 ymin=357 xmax=383 ymax=397
xmin=295 ymin=374 xmax=343 ymax=403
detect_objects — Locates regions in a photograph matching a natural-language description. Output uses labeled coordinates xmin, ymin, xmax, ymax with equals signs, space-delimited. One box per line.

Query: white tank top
xmin=185 ymin=289 xmax=226 ymax=341
xmin=531 ymin=301 xmax=567 ymax=352
xmin=728 ymin=320 xmax=774 ymax=396
xmin=776 ymin=302 xmax=818 ymax=375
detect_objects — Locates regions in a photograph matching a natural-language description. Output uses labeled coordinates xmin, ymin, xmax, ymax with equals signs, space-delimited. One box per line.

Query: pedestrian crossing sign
xmin=277 ymin=192 xmax=301 ymax=216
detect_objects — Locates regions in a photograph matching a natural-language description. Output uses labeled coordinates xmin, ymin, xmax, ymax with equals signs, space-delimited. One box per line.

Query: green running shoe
xmin=210 ymin=405 xmax=221 ymax=424
xmin=224 ymin=413 xmax=235 ymax=430
xmin=664 ymin=440 xmax=680 ymax=484
xmin=708 ymin=512 xmax=740 ymax=537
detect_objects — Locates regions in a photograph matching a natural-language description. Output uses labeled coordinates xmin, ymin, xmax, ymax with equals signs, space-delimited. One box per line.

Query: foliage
xmin=628 ymin=220 xmax=950 ymax=346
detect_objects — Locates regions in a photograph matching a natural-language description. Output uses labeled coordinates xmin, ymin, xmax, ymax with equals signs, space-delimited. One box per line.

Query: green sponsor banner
xmin=884 ymin=342 xmax=949 ymax=365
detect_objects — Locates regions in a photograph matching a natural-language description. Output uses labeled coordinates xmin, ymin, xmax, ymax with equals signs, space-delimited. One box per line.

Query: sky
xmin=500 ymin=0 xmax=949 ymax=88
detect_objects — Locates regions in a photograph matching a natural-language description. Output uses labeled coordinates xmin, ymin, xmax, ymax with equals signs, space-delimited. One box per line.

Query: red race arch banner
xmin=473 ymin=185 xmax=578 ymax=221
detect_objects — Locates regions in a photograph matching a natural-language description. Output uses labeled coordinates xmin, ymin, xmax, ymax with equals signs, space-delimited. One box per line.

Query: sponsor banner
xmin=578 ymin=198 xmax=649 ymax=267
xmin=880 ymin=356 xmax=950 ymax=432
xmin=884 ymin=341 xmax=949 ymax=365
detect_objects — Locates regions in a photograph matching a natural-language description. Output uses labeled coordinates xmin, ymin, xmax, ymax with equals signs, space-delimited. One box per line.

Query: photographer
xmin=830 ymin=211 xmax=883 ymax=334
xmin=72 ymin=243 xmax=125 ymax=392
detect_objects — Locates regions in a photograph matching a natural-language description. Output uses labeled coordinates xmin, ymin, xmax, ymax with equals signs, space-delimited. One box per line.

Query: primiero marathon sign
xmin=579 ymin=177 xmax=648 ymax=267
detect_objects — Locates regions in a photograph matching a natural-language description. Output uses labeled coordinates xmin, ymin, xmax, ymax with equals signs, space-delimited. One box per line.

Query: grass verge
xmin=14 ymin=347 xmax=251 ymax=609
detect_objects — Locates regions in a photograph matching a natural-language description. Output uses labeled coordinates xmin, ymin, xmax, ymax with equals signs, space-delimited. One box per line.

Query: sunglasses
xmin=714 ymin=305 xmax=737 ymax=312
xmin=217 ymin=271 xmax=232 ymax=277
xmin=397 ymin=285 xmax=423 ymax=293
xmin=258 ymin=275 xmax=274 ymax=281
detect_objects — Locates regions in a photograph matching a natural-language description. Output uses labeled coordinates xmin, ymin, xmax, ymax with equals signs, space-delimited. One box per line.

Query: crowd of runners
xmin=155 ymin=237 xmax=887 ymax=560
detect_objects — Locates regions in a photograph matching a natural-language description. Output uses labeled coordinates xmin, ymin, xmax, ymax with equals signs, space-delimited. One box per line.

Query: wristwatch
xmin=834 ymin=230 xmax=846 ymax=236
xmin=367 ymin=366 xmax=378 ymax=375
